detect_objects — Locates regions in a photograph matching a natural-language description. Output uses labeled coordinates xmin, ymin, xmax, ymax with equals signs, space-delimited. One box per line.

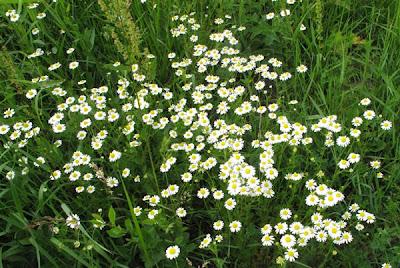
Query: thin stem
xmin=120 ymin=176 xmax=151 ymax=267
xmin=146 ymin=140 xmax=160 ymax=193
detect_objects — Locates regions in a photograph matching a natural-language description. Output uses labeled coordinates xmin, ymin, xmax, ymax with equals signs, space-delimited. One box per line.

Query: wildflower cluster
xmin=132 ymin=13 xmax=390 ymax=262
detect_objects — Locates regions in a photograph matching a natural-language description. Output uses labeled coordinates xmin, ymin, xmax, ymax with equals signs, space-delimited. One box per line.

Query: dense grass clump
xmin=0 ymin=1 xmax=399 ymax=267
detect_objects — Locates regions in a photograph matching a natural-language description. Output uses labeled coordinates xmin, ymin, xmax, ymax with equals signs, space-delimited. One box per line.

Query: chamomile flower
xmin=213 ymin=220 xmax=224 ymax=230
xmin=338 ymin=159 xmax=350 ymax=169
xmin=37 ymin=12 xmax=46 ymax=19
xmin=69 ymin=61 xmax=79 ymax=69
xmin=165 ymin=245 xmax=180 ymax=260
xmin=280 ymin=234 xmax=296 ymax=248
xmin=176 ymin=207 xmax=187 ymax=218
xmin=261 ymin=234 xmax=275 ymax=246
xmin=347 ymin=153 xmax=360 ymax=164
xmin=6 ymin=171 xmax=15 ymax=180
xmin=181 ymin=172 xmax=192 ymax=182
xmin=48 ymin=62 xmax=61 ymax=71
xmin=148 ymin=209 xmax=159 ymax=219
xmin=122 ymin=168 xmax=131 ymax=178
xmin=370 ymin=160 xmax=381 ymax=169
xmin=197 ymin=188 xmax=210 ymax=199
xmin=341 ymin=231 xmax=353 ymax=244
xmin=0 ymin=125 xmax=10 ymax=135
xmin=266 ymin=12 xmax=275 ymax=20
xmin=66 ymin=214 xmax=80 ymax=229
xmin=284 ymin=248 xmax=299 ymax=262
xmin=134 ymin=206 xmax=142 ymax=216
xmin=280 ymin=9 xmax=291 ymax=17
xmin=336 ymin=136 xmax=350 ymax=147
xmin=305 ymin=194 xmax=320 ymax=206
xmin=229 ymin=220 xmax=242 ymax=232
xmin=3 ymin=108 xmax=15 ymax=118
xmin=380 ymin=120 xmax=392 ymax=130
xmin=289 ymin=222 xmax=304 ymax=234
xmin=363 ymin=110 xmax=376 ymax=120
xmin=315 ymin=230 xmax=328 ymax=242
xmin=26 ymin=89 xmax=38 ymax=99
xmin=275 ymin=222 xmax=288 ymax=234
xmin=360 ymin=98 xmax=371 ymax=106
xmin=279 ymin=208 xmax=292 ymax=220
xmin=213 ymin=190 xmax=224 ymax=200
xmin=109 ymin=150 xmax=121 ymax=162
xmin=355 ymin=223 xmax=364 ymax=231
xmin=305 ymin=179 xmax=317 ymax=190
xmin=75 ymin=186 xmax=85 ymax=193
xmin=106 ymin=177 xmax=119 ymax=188
xmin=351 ymin=117 xmax=363 ymax=127
xmin=224 ymin=198 xmax=236 ymax=210
xmin=10 ymin=13 xmax=20 ymax=22
xmin=215 ymin=234 xmax=223 ymax=243
xmin=199 ymin=234 xmax=212 ymax=248
xmin=261 ymin=224 xmax=272 ymax=235
xmin=296 ymin=64 xmax=308 ymax=73
xmin=349 ymin=203 xmax=360 ymax=212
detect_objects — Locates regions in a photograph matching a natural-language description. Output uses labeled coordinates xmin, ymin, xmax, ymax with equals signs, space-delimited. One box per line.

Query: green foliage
xmin=0 ymin=0 xmax=399 ymax=268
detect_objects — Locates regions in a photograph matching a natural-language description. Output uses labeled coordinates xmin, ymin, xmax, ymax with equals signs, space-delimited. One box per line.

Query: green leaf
xmin=124 ymin=218 xmax=134 ymax=234
xmin=108 ymin=206 xmax=116 ymax=226
xmin=107 ymin=226 xmax=127 ymax=238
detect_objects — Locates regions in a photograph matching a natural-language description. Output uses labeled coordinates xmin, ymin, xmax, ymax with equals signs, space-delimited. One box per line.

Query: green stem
xmin=146 ymin=140 xmax=160 ymax=193
xmin=120 ymin=177 xmax=151 ymax=267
